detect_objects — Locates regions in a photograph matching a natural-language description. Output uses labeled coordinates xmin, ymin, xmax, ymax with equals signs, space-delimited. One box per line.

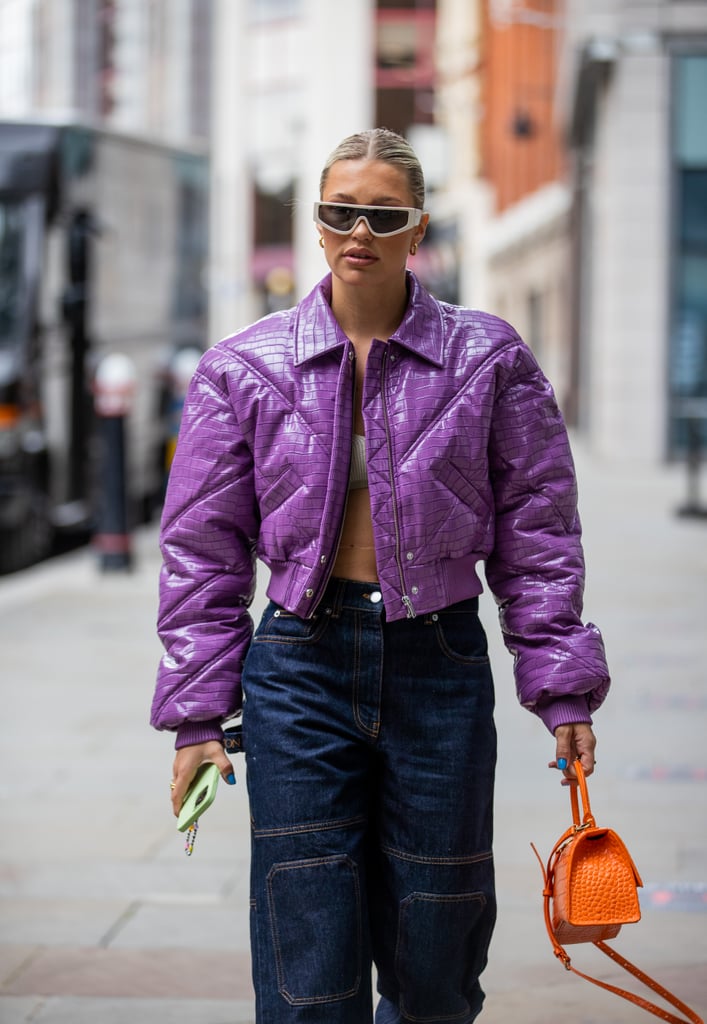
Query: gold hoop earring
xmin=319 ymin=236 xmax=325 ymax=249
xmin=410 ymin=242 xmax=418 ymax=256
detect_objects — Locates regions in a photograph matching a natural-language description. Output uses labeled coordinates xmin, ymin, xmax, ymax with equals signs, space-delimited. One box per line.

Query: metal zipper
xmin=381 ymin=347 xmax=416 ymax=619
xmin=304 ymin=346 xmax=356 ymax=615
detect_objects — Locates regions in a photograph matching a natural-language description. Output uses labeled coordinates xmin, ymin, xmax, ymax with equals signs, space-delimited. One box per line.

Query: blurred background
xmin=1 ymin=0 xmax=707 ymax=573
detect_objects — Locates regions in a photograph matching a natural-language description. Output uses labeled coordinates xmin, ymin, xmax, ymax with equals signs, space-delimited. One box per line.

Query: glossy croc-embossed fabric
xmin=151 ymin=271 xmax=609 ymax=747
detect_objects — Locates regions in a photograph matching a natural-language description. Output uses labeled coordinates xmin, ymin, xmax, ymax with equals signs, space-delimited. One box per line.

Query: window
xmin=670 ymin=54 xmax=707 ymax=451
xmin=248 ymin=0 xmax=302 ymax=21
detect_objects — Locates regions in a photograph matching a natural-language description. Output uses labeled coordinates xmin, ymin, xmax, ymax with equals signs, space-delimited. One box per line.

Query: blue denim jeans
xmin=241 ymin=578 xmax=497 ymax=1023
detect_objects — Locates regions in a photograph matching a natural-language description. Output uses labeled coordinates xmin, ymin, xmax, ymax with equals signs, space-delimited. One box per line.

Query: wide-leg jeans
xmin=241 ymin=578 xmax=497 ymax=1024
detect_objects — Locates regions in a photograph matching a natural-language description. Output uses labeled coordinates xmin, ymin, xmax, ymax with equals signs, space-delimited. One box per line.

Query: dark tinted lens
xmin=318 ymin=204 xmax=358 ymax=231
xmin=367 ymin=208 xmax=409 ymax=233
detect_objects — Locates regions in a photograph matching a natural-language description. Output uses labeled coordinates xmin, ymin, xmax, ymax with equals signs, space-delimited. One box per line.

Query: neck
xmin=330 ymin=277 xmax=409 ymax=343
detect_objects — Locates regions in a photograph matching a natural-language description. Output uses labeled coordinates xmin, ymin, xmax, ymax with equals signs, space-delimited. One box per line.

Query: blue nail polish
xmin=557 ymin=758 xmax=568 ymax=770
xmin=226 ymin=772 xmax=236 ymax=785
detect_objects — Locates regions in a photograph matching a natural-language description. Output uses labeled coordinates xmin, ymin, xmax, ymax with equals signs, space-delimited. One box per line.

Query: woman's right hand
xmin=170 ymin=740 xmax=236 ymax=817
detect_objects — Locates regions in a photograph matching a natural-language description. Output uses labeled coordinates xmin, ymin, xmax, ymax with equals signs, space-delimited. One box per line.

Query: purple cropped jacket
xmin=151 ymin=272 xmax=609 ymax=747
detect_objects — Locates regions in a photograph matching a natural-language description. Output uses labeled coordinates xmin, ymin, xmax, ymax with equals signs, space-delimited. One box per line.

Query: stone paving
xmin=1 ymin=437 xmax=705 ymax=1023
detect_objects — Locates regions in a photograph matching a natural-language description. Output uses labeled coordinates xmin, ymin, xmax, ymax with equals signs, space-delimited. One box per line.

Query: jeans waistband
xmin=321 ymin=578 xmax=385 ymax=616
xmin=321 ymin=578 xmax=479 ymax=618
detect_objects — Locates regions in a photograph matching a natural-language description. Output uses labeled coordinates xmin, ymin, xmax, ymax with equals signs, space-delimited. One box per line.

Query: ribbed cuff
xmin=174 ymin=719 xmax=224 ymax=750
xmin=536 ymin=695 xmax=592 ymax=735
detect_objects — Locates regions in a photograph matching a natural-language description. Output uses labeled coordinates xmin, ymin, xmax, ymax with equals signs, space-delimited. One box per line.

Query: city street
xmin=1 ymin=437 xmax=706 ymax=1024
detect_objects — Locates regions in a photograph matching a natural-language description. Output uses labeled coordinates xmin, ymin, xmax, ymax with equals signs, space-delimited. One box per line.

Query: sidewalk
xmin=0 ymin=438 xmax=705 ymax=1024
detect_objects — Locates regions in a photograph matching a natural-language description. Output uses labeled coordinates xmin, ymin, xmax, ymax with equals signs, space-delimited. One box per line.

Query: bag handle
xmin=532 ymin=760 xmax=704 ymax=1024
xmin=569 ymin=758 xmax=595 ymax=827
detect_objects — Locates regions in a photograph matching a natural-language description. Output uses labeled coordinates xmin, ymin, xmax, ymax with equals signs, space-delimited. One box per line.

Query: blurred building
xmin=437 ymin=0 xmax=707 ymax=463
xmin=436 ymin=0 xmax=572 ymax=415
xmin=0 ymin=0 xmax=212 ymax=144
xmin=561 ymin=0 xmax=707 ymax=461
xmin=209 ymin=0 xmax=447 ymax=339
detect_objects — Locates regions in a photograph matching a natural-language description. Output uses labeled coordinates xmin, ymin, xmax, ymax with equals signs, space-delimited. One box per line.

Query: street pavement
xmin=1 ymin=436 xmax=706 ymax=1024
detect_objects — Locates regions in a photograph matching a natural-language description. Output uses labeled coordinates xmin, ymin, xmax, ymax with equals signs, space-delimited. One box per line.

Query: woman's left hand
xmin=549 ymin=722 xmax=597 ymax=785
xmin=171 ymin=740 xmax=235 ymax=817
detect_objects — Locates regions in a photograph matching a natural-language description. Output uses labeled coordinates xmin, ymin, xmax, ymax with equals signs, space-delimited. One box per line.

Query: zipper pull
xmin=402 ymin=595 xmax=416 ymax=619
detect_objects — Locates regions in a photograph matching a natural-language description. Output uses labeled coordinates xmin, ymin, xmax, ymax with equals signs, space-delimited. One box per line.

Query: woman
xmin=151 ymin=128 xmax=610 ymax=1024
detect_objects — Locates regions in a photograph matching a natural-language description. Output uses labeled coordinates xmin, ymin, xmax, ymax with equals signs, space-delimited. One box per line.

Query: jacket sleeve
xmin=484 ymin=342 xmax=610 ymax=734
xmin=150 ymin=357 xmax=259 ymax=745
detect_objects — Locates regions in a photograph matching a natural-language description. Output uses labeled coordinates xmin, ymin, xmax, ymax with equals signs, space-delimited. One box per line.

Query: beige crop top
xmin=349 ymin=433 xmax=368 ymax=489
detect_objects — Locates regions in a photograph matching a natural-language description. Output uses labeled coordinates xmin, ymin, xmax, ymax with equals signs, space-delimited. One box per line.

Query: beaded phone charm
xmin=184 ymin=819 xmax=199 ymax=856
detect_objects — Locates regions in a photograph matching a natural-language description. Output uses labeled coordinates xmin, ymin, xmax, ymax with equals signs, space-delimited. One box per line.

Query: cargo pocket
xmin=266 ymin=854 xmax=363 ymax=1006
xmin=395 ymin=891 xmax=492 ymax=1022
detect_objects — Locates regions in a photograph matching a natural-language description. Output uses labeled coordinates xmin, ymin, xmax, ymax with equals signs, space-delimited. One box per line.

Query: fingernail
xmin=557 ymin=758 xmax=568 ymax=770
xmin=226 ymin=772 xmax=236 ymax=786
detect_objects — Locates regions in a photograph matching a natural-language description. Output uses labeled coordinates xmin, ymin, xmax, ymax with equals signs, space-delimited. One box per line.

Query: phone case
xmin=177 ymin=762 xmax=220 ymax=832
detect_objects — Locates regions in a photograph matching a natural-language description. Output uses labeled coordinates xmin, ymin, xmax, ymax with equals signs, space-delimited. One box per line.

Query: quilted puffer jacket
xmin=151 ymin=272 xmax=609 ymax=747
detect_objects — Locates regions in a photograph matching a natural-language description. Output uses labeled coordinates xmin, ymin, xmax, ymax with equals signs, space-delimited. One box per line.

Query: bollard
xmin=93 ymin=354 xmax=136 ymax=571
xmin=675 ymin=403 xmax=707 ymax=519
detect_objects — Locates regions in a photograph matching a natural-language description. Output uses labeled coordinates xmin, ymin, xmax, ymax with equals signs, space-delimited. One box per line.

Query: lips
xmin=343 ymin=247 xmax=377 ymax=265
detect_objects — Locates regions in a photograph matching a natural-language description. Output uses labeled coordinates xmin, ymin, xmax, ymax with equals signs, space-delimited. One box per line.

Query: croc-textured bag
xmin=532 ymin=760 xmax=703 ymax=1024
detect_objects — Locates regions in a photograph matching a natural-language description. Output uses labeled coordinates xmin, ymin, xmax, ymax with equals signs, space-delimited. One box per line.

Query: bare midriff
xmin=332 ymin=485 xmax=378 ymax=582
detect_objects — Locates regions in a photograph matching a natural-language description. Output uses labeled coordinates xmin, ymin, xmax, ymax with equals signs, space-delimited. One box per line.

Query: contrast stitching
xmin=253 ymin=813 xmax=367 ymax=839
xmin=267 ymin=855 xmax=362 ymax=1005
xmin=381 ymin=843 xmax=493 ymax=866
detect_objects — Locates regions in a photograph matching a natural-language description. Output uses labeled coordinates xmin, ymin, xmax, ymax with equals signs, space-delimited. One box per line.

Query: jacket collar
xmin=293 ymin=272 xmax=445 ymax=368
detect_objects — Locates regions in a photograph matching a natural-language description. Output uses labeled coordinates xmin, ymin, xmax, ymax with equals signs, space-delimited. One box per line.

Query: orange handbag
xmin=532 ymin=760 xmax=704 ymax=1024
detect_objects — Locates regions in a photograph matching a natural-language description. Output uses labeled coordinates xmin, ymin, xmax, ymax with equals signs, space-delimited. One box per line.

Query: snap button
xmin=411 ymin=585 xmax=419 ymax=595
xmin=406 ymin=551 xmax=414 ymax=561
xmin=320 ymin=555 xmax=327 ymax=564
xmin=305 ymin=588 xmax=314 ymax=598
xmin=369 ymin=590 xmax=382 ymax=604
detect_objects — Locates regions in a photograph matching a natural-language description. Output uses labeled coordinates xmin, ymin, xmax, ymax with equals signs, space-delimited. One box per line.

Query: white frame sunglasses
xmin=313 ymin=201 xmax=423 ymax=237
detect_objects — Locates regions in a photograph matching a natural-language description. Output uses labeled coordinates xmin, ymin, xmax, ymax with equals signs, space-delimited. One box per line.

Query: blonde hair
xmin=319 ymin=128 xmax=425 ymax=209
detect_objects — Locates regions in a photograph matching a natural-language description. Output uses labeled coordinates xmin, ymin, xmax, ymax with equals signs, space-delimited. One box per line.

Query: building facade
xmin=436 ymin=0 xmax=574 ymax=423
xmin=209 ymin=0 xmax=445 ymax=338
xmin=562 ymin=0 xmax=707 ymax=461
xmin=0 ymin=0 xmax=212 ymax=144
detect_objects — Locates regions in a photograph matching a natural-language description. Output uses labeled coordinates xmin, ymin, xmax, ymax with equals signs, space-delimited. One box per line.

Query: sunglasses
xmin=313 ymin=201 xmax=423 ymax=237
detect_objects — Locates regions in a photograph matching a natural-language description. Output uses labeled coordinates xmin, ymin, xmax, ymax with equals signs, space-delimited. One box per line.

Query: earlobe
xmin=411 ymin=214 xmax=429 ymax=255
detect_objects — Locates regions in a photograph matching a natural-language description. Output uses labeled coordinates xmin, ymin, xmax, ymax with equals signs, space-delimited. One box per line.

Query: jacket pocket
xmin=256 ymin=462 xmax=302 ymax=518
xmin=435 ymin=459 xmax=492 ymax=520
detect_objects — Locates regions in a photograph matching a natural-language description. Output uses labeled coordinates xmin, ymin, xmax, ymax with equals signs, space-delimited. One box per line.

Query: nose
xmin=351 ymin=215 xmax=373 ymax=238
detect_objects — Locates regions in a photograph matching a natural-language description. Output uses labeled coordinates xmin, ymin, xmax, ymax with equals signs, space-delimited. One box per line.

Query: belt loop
xmin=328 ymin=578 xmax=345 ymax=619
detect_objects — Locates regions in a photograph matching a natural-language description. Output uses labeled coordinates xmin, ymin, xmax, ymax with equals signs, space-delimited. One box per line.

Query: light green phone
xmin=177 ymin=763 xmax=220 ymax=832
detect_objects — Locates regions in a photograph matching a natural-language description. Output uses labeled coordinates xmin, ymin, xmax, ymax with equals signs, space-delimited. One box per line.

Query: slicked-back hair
xmin=319 ymin=128 xmax=426 ymax=209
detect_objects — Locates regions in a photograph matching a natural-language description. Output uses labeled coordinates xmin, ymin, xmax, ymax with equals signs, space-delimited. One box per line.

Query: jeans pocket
xmin=395 ymin=891 xmax=493 ymax=1022
xmin=430 ymin=606 xmax=490 ymax=665
xmin=267 ymin=854 xmax=363 ymax=1006
xmin=254 ymin=602 xmax=330 ymax=645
